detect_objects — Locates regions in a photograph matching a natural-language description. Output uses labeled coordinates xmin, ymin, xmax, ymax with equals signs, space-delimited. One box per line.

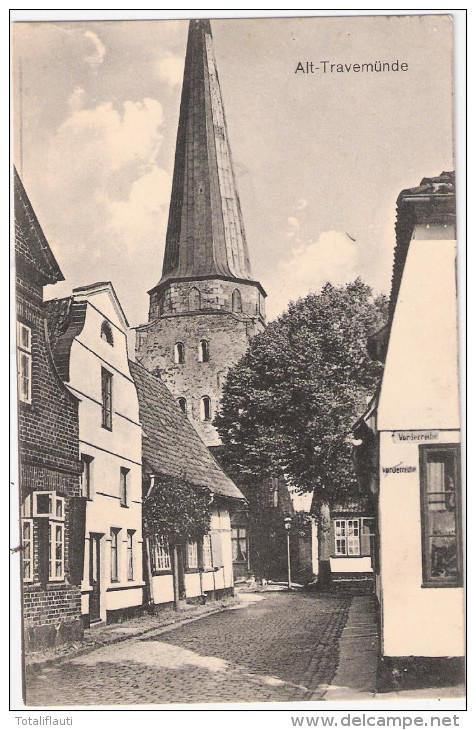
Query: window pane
xmin=429 ymin=536 xmax=458 ymax=579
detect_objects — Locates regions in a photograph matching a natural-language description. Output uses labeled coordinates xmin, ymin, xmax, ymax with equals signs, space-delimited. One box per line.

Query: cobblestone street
xmin=26 ymin=591 xmax=351 ymax=707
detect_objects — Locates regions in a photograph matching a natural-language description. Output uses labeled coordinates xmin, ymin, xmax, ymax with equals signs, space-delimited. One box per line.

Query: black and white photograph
xmin=10 ymin=9 xmax=465 ymax=713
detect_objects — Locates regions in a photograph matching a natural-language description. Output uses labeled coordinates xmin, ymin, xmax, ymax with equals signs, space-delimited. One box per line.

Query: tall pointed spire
xmin=156 ymin=19 xmax=253 ymax=289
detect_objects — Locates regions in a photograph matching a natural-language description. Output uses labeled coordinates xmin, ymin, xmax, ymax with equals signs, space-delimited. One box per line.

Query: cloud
xmin=287 ymin=216 xmax=300 ymax=238
xmin=57 ymin=98 xmax=164 ymax=171
xmin=84 ymin=30 xmax=106 ymax=68
xmin=156 ymin=53 xmax=185 ymax=88
xmin=68 ymin=86 xmax=86 ymax=111
xmin=265 ymin=230 xmax=358 ymax=320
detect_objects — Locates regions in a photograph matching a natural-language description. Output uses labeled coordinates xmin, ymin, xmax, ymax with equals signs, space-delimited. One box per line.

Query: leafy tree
xmin=214 ymin=279 xmax=387 ymax=581
xmin=143 ymin=474 xmax=211 ymax=543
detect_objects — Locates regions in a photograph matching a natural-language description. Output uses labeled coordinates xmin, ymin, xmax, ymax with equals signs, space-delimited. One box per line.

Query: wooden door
xmin=89 ymin=534 xmax=101 ymax=622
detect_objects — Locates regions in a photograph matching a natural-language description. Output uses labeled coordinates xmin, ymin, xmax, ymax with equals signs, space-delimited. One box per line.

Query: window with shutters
xmin=186 ymin=540 xmax=198 ymax=569
xmin=49 ymin=522 xmax=65 ymax=581
xmin=420 ymin=444 xmax=462 ymax=586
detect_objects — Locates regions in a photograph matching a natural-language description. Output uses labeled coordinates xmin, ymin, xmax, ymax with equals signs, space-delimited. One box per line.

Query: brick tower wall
xmin=136 ymin=279 xmax=265 ymax=446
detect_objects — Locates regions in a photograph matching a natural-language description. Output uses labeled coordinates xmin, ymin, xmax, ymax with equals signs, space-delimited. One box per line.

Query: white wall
xmin=330 ymin=557 xmax=372 ymax=573
xmin=379 ymin=430 xmax=463 ymax=657
xmin=378 ymin=236 xmax=459 ymax=432
xmin=71 ymin=287 xmax=144 ymax=621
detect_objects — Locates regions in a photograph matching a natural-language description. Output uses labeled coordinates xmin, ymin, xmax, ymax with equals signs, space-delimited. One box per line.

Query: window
xmin=101 ymin=368 xmax=113 ymax=430
xmin=49 ymin=522 xmax=64 ymax=581
xmin=150 ymin=535 xmax=171 ymax=572
xmin=120 ymin=467 xmax=129 ymax=507
xmin=420 ymin=444 xmax=462 ymax=586
xmin=22 ymin=519 xmax=33 ymax=582
xmin=202 ymin=534 xmax=213 ymax=569
xmin=127 ymin=531 xmax=134 ymax=581
xmin=189 ymin=287 xmax=201 ymax=311
xmin=232 ymin=288 xmax=242 ymax=313
xmin=100 ymin=320 xmax=114 ymax=346
xmin=81 ymin=455 xmax=94 ymax=499
xmin=177 ymin=397 xmax=187 ymax=414
xmin=334 ymin=519 xmax=361 ymax=556
xmin=111 ymin=529 xmax=120 ymax=582
xmin=187 ymin=541 xmax=198 ymax=569
xmin=231 ymin=527 xmax=247 ymax=563
xmin=17 ymin=322 xmax=32 ymax=404
xmin=198 ymin=339 xmax=210 ymax=363
xmin=32 ymin=491 xmax=65 ymax=519
xmin=174 ymin=342 xmax=185 ymax=364
xmin=200 ymin=396 xmax=212 ymax=421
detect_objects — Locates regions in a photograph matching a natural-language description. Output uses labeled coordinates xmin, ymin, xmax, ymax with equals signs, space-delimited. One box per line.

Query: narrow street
xmin=26 ymin=592 xmax=351 ymax=706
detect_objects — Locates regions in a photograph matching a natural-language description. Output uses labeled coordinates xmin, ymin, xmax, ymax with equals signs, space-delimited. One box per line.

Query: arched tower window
xmin=189 ymin=287 xmax=201 ymax=311
xmin=174 ymin=342 xmax=185 ymax=364
xmin=232 ymin=288 xmax=242 ymax=313
xmin=101 ymin=321 xmax=114 ymax=346
xmin=177 ymin=397 xmax=187 ymax=414
xmin=200 ymin=396 xmax=212 ymax=422
xmin=198 ymin=339 xmax=210 ymax=363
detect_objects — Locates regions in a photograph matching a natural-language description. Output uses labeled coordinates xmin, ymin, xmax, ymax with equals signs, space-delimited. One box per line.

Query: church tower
xmin=136 ymin=19 xmax=266 ymax=446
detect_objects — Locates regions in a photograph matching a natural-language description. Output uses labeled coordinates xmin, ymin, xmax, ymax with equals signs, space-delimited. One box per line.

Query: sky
xmin=12 ymin=13 xmax=455 ymax=326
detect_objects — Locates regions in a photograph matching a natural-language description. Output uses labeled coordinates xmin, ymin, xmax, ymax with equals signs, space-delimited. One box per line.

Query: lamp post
xmin=284 ymin=517 xmax=292 ymax=590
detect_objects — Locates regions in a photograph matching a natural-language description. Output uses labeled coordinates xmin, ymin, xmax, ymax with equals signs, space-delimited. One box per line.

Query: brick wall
xmin=16 ymin=201 xmax=83 ymax=650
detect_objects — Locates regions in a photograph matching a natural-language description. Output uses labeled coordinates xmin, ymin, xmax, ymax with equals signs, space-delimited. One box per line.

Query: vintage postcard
xmin=11 ymin=10 xmax=464 ymax=713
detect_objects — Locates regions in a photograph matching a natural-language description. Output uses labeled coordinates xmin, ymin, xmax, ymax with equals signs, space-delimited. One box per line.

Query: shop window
xmin=420 ymin=444 xmax=462 ymax=586
xmin=198 ymin=339 xmax=210 ymax=363
xmin=200 ymin=396 xmax=212 ymax=421
xmin=17 ymin=322 xmax=32 ymax=404
xmin=150 ymin=535 xmax=171 ymax=572
xmin=100 ymin=320 xmax=114 ymax=346
xmin=81 ymin=455 xmax=94 ymax=500
xmin=174 ymin=342 xmax=185 ymax=364
xmin=187 ymin=541 xmax=198 ymax=569
xmin=111 ymin=528 xmax=120 ymax=582
xmin=231 ymin=527 xmax=247 ymax=563
xmin=101 ymin=367 xmax=113 ymax=430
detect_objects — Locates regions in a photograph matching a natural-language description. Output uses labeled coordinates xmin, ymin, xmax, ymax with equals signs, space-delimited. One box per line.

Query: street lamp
xmin=284 ymin=517 xmax=292 ymax=590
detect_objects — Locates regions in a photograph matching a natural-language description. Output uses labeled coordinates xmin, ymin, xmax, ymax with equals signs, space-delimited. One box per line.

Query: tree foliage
xmin=143 ymin=474 xmax=211 ymax=543
xmin=214 ymin=279 xmax=387 ymax=507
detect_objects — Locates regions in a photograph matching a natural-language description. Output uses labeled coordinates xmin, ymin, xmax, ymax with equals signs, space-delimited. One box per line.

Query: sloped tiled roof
xmin=130 ymin=360 xmax=245 ymax=502
xmin=14 ymin=167 xmax=64 ymax=285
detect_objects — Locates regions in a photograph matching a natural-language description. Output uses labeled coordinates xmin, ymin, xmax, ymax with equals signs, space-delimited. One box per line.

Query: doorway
xmin=89 ymin=533 xmax=102 ymax=623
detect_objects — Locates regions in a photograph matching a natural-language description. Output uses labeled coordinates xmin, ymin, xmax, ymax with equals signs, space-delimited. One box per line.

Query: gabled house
xmin=355 ymin=172 xmax=463 ymax=671
xmin=130 ymin=360 xmax=246 ymax=607
xmin=46 ymin=282 xmax=144 ymax=626
xmin=15 ymin=169 xmax=84 ymax=650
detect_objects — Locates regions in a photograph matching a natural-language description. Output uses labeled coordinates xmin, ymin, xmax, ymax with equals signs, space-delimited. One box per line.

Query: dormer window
xmin=174 ymin=342 xmax=185 ymax=364
xmin=199 ymin=339 xmax=210 ymax=363
xmin=101 ymin=321 xmax=114 ymax=346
